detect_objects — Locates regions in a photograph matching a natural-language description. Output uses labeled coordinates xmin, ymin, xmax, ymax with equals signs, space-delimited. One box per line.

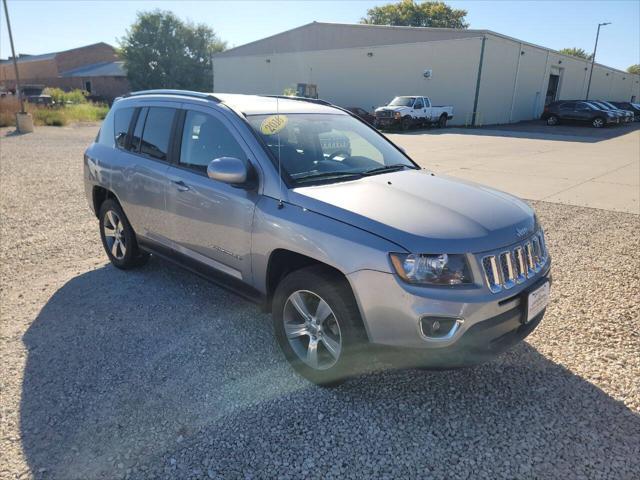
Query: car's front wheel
xmin=546 ymin=115 xmax=559 ymax=126
xmin=99 ymin=198 xmax=148 ymax=269
xmin=592 ymin=116 xmax=605 ymax=128
xmin=401 ymin=116 xmax=412 ymax=131
xmin=272 ymin=266 xmax=366 ymax=385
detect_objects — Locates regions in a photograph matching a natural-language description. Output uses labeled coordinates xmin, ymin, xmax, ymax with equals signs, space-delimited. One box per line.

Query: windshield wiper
xmin=362 ymin=164 xmax=414 ymax=176
xmin=295 ymin=171 xmax=364 ymax=184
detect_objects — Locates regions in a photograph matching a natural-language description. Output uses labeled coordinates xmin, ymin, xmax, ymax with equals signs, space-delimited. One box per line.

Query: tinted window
xmin=414 ymin=99 xmax=424 ymax=109
xmin=140 ymin=107 xmax=176 ymax=161
xmin=114 ymin=107 xmax=134 ymax=149
xmin=179 ymin=111 xmax=245 ymax=172
xmin=97 ymin=108 xmax=115 ymax=147
xmin=559 ymin=102 xmax=575 ymax=110
xmin=130 ymin=107 xmax=148 ymax=153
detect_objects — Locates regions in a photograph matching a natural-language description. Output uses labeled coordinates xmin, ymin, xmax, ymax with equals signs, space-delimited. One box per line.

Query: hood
xmin=375 ymin=105 xmax=408 ymax=113
xmin=289 ymin=169 xmax=535 ymax=254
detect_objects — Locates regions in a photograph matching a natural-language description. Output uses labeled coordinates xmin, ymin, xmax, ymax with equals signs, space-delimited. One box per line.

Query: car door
xmin=111 ymin=104 xmax=176 ymax=242
xmin=574 ymin=102 xmax=594 ymax=122
xmin=165 ymin=105 xmax=259 ymax=282
xmin=413 ymin=97 xmax=426 ymax=120
xmin=557 ymin=102 xmax=576 ymax=120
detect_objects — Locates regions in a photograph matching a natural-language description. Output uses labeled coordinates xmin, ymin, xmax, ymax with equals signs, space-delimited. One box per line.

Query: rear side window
xmin=140 ymin=107 xmax=176 ymax=161
xmin=114 ymin=107 xmax=134 ymax=149
xmin=97 ymin=108 xmax=115 ymax=147
xmin=130 ymin=107 xmax=148 ymax=153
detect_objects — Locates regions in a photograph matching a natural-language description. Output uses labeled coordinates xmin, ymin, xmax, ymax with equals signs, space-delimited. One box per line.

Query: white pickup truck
xmin=374 ymin=96 xmax=454 ymax=130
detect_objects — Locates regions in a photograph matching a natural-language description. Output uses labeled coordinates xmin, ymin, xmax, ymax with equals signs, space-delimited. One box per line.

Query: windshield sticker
xmin=260 ymin=115 xmax=288 ymax=135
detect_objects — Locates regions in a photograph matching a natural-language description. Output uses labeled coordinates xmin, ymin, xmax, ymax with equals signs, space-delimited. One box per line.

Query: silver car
xmin=84 ymin=90 xmax=551 ymax=385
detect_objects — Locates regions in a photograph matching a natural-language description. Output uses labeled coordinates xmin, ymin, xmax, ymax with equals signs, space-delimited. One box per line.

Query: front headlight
xmin=394 ymin=112 xmax=402 ymax=119
xmin=390 ymin=253 xmax=472 ymax=285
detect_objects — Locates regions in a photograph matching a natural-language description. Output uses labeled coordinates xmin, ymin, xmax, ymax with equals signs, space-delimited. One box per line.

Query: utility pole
xmin=585 ymin=22 xmax=611 ymax=100
xmin=3 ymin=0 xmax=24 ymax=112
xmin=2 ymin=0 xmax=32 ymax=132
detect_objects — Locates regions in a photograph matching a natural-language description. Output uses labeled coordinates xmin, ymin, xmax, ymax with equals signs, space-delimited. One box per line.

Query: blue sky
xmin=1 ymin=1 xmax=638 ymax=71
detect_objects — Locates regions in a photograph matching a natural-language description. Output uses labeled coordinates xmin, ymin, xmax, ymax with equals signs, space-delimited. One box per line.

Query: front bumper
xmin=374 ymin=116 xmax=401 ymax=128
xmin=347 ymin=263 xmax=551 ymax=365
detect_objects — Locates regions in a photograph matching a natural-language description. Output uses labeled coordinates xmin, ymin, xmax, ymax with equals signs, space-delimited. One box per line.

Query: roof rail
xmin=123 ymin=89 xmax=221 ymax=102
xmin=262 ymin=95 xmax=333 ymax=106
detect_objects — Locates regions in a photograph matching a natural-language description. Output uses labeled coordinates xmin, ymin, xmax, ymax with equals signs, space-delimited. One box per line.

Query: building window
xmin=84 ymin=80 xmax=92 ymax=93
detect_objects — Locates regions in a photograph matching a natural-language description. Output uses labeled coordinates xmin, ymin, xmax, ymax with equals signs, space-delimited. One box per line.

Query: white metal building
xmin=212 ymin=22 xmax=640 ymax=126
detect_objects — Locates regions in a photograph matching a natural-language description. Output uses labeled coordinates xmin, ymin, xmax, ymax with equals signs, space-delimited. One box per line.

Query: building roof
xmin=0 ymin=42 xmax=114 ymax=65
xmin=60 ymin=61 xmax=126 ymax=78
xmin=215 ymin=22 xmax=487 ymax=58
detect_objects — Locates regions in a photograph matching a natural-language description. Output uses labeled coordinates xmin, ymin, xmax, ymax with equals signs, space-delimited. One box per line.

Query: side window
xmin=576 ymin=102 xmax=590 ymax=111
xmin=130 ymin=107 xmax=148 ymax=153
xmin=114 ymin=107 xmax=134 ymax=149
xmin=140 ymin=107 xmax=176 ymax=161
xmin=414 ymin=98 xmax=424 ymax=109
xmin=559 ymin=102 xmax=574 ymax=110
xmin=179 ymin=111 xmax=245 ymax=172
xmin=97 ymin=107 xmax=115 ymax=147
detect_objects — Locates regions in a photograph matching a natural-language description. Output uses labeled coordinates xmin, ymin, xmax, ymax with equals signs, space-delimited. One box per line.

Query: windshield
xmin=247 ymin=113 xmax=417 ymax=185
xmin=389 ymin=96 xmax=416 ymax=107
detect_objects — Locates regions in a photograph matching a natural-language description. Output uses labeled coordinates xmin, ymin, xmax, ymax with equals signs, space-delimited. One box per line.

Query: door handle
xmin=172 ymin=180 xmax=190 ymax=192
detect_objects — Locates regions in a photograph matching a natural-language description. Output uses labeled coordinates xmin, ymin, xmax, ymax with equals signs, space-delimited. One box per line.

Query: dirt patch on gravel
xmin=1 ymin=126 xmax=638 ymax=479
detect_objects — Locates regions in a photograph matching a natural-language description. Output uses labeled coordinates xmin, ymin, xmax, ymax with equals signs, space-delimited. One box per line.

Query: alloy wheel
xmin=593 ymin=118 xmax=604 ymax=128
xmin=103 ymin=210 xmax=126 ymax=260
xmin=283 ymin=290 xmax=342 ymax=370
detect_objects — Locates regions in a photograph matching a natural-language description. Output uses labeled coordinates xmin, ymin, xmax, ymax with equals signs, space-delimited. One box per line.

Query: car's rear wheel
xmin=546 ymin=115 xmax=559 ymax=126
xmin=592 ymin=117 xmax=605 ymax=128
xmin=438 ymin=114 xmax=448 ymax=128
xmin=99 ymin=199 xmax=148 ymax=269
xmin=272 ymin=266 xmax=366 ymax=385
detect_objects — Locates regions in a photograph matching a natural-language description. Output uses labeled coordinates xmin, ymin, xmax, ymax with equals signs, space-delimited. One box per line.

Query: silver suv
xmin=84 ymin=90 xmax=551 ymax=384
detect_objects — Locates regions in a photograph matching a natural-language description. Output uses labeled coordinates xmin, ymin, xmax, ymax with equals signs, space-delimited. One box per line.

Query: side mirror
xmin=207 ymin=157 xmax=249 ymax=185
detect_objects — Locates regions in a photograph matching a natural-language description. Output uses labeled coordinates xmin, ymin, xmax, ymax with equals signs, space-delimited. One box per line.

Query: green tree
xmin=360 ymin=0 xmax=468 ymax=28
xmin=627 ymin=64 xmax=640 ymax=75
xmin=119 ymin=10 xmax=226 ymax=91
xmin=558 ymin=47 xmax=593 ymax=60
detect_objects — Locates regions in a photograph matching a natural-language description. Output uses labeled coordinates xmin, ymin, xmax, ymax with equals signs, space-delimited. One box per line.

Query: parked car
xmin=610 ymin=101 xmax=640 ymax=120
xmin=84 ymin=90 xmax=551 ymax=385
xmin=25 ymin=94 xmax=54 ymax=106
xmin=541 ymin=100 xmax=619 ymax=128
xmin=374 ymin=96 xmax=454 ymax=130
xmin=589 ymin=101 xmax=632 ymax=123
xmin=345 ymin=106 xmax=375 ymax=125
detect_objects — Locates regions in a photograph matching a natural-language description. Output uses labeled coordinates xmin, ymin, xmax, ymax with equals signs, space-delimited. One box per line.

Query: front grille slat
xmin=481 ymin=232 xmax=548 ymax=293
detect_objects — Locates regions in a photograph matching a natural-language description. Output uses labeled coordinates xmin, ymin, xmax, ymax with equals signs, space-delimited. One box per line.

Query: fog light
xmin=421 ymin=317 xmax=459 ymax=338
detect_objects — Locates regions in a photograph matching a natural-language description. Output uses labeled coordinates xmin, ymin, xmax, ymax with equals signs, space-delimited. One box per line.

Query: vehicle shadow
xmin=20 ymin=259 xmax=640 ymax=478
xmin=387 ymin=120 xmax=639 ymax=143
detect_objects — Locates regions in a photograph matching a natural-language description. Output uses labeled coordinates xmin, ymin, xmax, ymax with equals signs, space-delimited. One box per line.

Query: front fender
xmin=250 ymin=196 xmax=404 ymax=294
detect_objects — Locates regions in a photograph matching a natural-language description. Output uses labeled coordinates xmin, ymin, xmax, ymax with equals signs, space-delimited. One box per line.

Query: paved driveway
xmin=389 ymin=122 xmax=640 ymax=214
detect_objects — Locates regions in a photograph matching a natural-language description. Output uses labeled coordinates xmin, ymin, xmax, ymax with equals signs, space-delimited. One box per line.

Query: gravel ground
xmin=1 ymin=125 xmax=638 ymax=479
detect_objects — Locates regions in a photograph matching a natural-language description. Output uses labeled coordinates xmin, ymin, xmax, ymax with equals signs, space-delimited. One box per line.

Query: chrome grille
xmin=481 ymin=231 xmax=548 ymax=293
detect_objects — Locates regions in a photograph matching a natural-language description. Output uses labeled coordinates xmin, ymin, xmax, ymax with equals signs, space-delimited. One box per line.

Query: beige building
xmin=212 ymin=22 xmax=640 ymax=125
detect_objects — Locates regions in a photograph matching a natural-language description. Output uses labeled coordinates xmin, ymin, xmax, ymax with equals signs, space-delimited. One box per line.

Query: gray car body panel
xmin=85 ymin=92 xmax=549 ymax=349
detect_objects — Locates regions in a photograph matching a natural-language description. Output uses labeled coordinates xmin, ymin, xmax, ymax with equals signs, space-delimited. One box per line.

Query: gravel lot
xmin=1 ymin=125 xmax=639 ymax=479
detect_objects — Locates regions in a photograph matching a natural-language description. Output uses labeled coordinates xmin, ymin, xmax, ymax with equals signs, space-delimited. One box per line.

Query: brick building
xmin=0 ymin=43 xmax=130 ymax=101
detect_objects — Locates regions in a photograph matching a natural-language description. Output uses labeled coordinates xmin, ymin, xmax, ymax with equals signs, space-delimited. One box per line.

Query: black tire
xmin=401 ymin=116 xmax=412 ymax=131
xmin=98 ymin=198 xmax=149 ymax=269
xmin=546 ymin=115 xmax=559 ymax=126
xmin=272 ymin=265 xmax=367 ymax=386
xmin=592 ymin=116 xmax=605 ymax=128
xmin=438 ymin=114 xmax=448 ymax=128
